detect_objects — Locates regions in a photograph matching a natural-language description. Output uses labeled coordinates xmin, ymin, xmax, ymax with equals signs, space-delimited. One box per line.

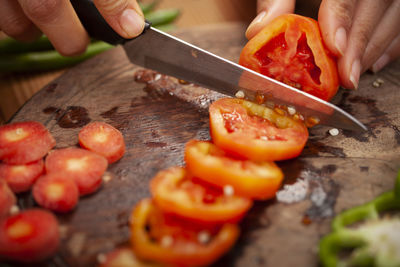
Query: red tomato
xmin=79 ymin=121 xmax=126 ymax=164
xmin=150 ymin=166 xmax=252 ymax=224
xmin=130 ymin=199 xmax=239 ymax=267
xmin=239 ymin=14 xmax=339 ymax=101
xmin=0 ymin=209 xmax=60 ymax=262
xmin=209 ymin=98 xmax=308 ymax=161
xmin=185 ymin=140 xmax=284 ymax=200
xmin=0 ymin=159 xmax=44 ymax=193
xmin=0 ymin=121 xmax=55 ymax=164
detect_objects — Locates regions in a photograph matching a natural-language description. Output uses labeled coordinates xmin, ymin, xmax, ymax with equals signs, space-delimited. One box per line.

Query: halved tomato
xmin=209 ymin=98 xmax=308 ymax=161
xmin=185 ymin=140 xmax=284 ymax=200
xmin=239 ymin=14 xmax=339 ymax=101
xmin=150 ymin=166 xmax=252 ymax=224
xmin=130 ymin=198 xmax=239 ymax=266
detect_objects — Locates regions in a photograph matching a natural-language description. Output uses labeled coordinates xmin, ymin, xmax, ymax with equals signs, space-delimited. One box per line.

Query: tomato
xmin=98 ymin=247 xmax=162 ymax=267
xmin=130 ymin=198 xmax=239 ymax=266
xmin=0 ymin=180 xmax=16 ymax=218
xmin=239 ymin=14 xmax=339 ymax=101
xmin=150 ymin=166 xmax=252 ymax=224
xmin=185 ymin=140 xmax=284 ymax=200
xmin=209 ymin=98 xmax=308 ymax=161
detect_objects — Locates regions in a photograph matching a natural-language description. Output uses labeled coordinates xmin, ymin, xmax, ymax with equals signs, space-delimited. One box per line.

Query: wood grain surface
xmin=5 ymin=22 xmax=400 ymax=267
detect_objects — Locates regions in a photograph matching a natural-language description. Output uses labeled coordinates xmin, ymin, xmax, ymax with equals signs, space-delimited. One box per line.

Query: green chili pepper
xmin=0 ymin=36 xmax=54 ymax=54
xmin=139 ymin=0 xmax=159 ymax=15
xmin=319 ymin=171 xmax=400 ymax=267
xmin=0 ymin=41 xmax=113 ymax=72
xmin=145 ymin=9 xmax=180 ymax=26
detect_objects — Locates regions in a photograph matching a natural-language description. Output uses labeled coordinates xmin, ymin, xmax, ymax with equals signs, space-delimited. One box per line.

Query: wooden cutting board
xmin=7 ymin=23 xmax=400 ymax=267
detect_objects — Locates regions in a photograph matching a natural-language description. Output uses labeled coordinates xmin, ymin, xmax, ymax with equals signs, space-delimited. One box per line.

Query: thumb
xmin=246 ymin=0 xmax=296 ymax=40
xmin=93 ymin=0 xmax=145 ymax=38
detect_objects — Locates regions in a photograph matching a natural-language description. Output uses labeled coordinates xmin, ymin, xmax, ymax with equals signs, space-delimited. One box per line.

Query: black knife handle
xmin=70 ymin=0 xmax=151 ymax=45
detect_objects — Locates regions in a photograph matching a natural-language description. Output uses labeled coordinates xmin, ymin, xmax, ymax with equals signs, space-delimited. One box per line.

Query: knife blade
xmin=71 ymin=0 xmax=367 ymax=132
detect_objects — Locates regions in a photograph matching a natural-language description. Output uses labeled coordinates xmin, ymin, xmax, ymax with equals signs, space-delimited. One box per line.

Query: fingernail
xmin=371 ymin=53 xmax=390 ymax=73
xmin=246 ymin=11 xmax=267 ymax=38
xmin=334 ymin=27 xmax=347 ymax=56
xmin=350 ymin=59 xmax=361 ymax=89
xmin=120 ymin=9 xmax=145 ymax=37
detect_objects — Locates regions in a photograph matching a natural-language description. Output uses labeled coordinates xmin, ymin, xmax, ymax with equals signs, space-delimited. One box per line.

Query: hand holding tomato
xmin=246 ymin=0 xmax=400 ymax=89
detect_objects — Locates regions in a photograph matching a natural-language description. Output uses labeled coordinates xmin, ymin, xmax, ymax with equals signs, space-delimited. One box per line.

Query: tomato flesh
xmin=185 ymin=140 xmax=284 ymax=200
xmin=130 ymin=199 xmax=239 ymax=267
xmin=150 ymin=166 xmax=252 ymax=223
xmin=209 ymin=98 xmax=308 ymax=161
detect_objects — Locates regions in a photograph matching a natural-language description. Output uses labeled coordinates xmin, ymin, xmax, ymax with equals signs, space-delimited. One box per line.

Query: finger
xmin=362 ymin=0 xmax=400 ymax=72
xmin=371 ymin=33 xmax=400 ymax=73
xmin=318 ymin=0 xmax=357 ymax=57
xmin=94 ymin=0 xmax=145 ymax=39
xmin=245 ymin=0 xmax=296 ymax=40
xmin=18 ymin=0 xmax=90 ymax=56
xmin=0 ymin=0 xmax=41 ymax=41
xmin=336 ymin=0 xmax=392 ymax=89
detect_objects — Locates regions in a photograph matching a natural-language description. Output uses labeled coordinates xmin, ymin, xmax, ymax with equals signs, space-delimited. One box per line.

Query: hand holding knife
xmin=70 ymin=0 xmax=367 ymax=132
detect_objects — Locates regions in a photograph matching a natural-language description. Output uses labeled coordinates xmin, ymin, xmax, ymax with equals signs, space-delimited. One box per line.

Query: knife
xmin=70 ymin=0 xmax=367 ymax=132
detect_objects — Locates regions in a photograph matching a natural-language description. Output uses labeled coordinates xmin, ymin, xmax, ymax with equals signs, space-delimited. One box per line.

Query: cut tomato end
xmin=0 ymin=180 xmax=16 ymax=218
xmin=45 ymin=148 xmax=107 ymax=196
xmin=0 ymin=159 xmax=44 ymax=193
xmin=0 ymin=209 xmax=60 ymax=262
xmin=98 ymin=247 xmax=161 ymax=267
xmin=0 ymin=121 xmax=56 ymax=164
xmin=79 ymin=122 xmax=126 ymax=164
xmin=33 ymin=173 xmax=79 ymax=213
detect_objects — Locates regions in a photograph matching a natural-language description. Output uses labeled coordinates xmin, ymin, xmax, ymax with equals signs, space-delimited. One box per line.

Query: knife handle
xmin=70 ymin=0 xmax=151 ymax=45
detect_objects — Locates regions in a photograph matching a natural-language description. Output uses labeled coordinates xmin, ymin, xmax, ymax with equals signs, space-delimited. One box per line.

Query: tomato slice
xmin=0 ymin=121 xmax=56 ymax=164
xmin=45 ymin=148 xmax=108 ymax=196
xmin=185 ymin=140 xmax=284 ymax=200
xmin=0 ymin=180 xmax=16 ymax=218
xmin=79 ymin=121 xmax=126 ymax=164
xmin=150 ymin=166 xmax=252 ymax=224
xmin=0 ymin=209 xmax=60 ymax=262
xmin=0 ymin=159 xmax=44 ymax=193
xmin=239 ymin=14 xmax=339 ymax=101
xmin=209 ymin=98 xmax=308 ymax=161
xmin=130 ymin=198 xmax=239 ymax=266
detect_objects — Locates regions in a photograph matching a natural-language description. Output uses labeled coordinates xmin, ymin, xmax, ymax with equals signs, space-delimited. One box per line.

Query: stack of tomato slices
xmin=127 ymin=96 xmax=309 ymax=266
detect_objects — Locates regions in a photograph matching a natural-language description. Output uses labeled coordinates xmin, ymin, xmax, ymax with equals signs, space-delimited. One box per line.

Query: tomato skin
xmin=130 ymin=198 xmax=240 ymax=267
xmin=209 ymin=98 xmax=308 ymax=161
xmin=0 ymin=180 xmax=16 ymax=218
xmin=239 ymin=14 xmax=339 ymax=101
xmin=185 ymin=140 xmax=284 ymax=200
xmin=150 ymin=166 xmax=252 ymax=224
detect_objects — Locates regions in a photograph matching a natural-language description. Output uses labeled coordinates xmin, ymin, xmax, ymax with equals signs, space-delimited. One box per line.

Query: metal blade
xmin=123 ymin=27 xmax=367 ymax=132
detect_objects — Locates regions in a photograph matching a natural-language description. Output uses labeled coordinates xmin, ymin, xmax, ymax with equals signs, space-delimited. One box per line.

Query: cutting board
xmin=7 ymin=23 xmax=400 ymax=267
